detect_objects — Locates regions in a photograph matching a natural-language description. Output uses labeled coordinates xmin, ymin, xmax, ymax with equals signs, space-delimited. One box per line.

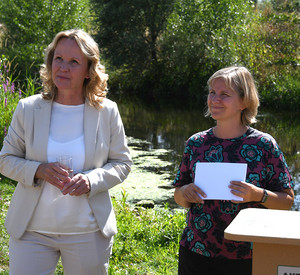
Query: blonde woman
xmin=0 ymin=29 xmax=132 ymax=275
xmin=173 ymin=66 xmax=294 ymax=275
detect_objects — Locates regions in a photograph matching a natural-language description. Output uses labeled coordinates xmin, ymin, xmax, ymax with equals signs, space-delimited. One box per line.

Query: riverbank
xmin=110 ymin=137 xmax=186 ymax=274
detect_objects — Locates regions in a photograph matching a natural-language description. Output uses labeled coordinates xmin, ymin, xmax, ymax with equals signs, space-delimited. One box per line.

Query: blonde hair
xmin=40 ymin=29 xmax=108 ymax=108
xmin=206 ymin=66 xmax=260 ymax=126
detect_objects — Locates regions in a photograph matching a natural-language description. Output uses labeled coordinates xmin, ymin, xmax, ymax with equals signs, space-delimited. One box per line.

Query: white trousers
xmin=9 ymin=231 xmax=113 ymax=275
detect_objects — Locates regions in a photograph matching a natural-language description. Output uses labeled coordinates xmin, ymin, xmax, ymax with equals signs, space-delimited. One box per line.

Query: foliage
xmin=269 ymin=0 xmax=300 ymax=13
xmin=93 ymin=0 xmax=256 ymax=107
xmin=254 ymin=3 xmax=300 ymax=109
xmin=109 ymin=190 xmax=185 ymax=274
xmin=0 ymin=0 xmax=91 ymax=79
xmin=92 ymin=0 xmax=177 ymax=106
xmin=92 ymin=0 xmax=299 ymax=110
xmin=0 ymin=0 xmax=298 ymax=110
xmin=235 ymin=0 xmax=300 ymax=110
xmin=92 ymin=0 xmax=176 ymax=69
xmin=159 ymin=0 xmax=255 ymax=106
xmin=0 ymin=56 xmax=20 ymax=147
xmin=0 ymin=177 xmax=15 ymax=273
xmin=0 ymin=55 xmax=39 ymax=149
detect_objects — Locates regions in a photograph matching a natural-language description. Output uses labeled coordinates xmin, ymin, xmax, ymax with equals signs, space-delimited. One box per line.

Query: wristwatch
xmin=260 ymin=189 xmax=268 ymax=203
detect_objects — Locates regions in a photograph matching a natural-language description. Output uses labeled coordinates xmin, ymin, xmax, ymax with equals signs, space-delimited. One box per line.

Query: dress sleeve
xmin=260 ymin=136 xmax=294 ymax=192
xmin=173 ymin=137 xmax=194 ymax=187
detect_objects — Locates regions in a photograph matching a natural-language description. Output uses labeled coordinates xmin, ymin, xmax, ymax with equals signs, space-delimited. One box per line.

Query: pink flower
xmin=3 ymin=82 xmax=7 ymax=93
xmin=11 ymin=82 xmax=15 ymax=93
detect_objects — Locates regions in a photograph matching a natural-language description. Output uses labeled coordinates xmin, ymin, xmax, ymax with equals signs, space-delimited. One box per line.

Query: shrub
xmin=0 ymin=55 xmax=39 ymax=148
xmin=0 ymin=0 xmax=91 ymax=79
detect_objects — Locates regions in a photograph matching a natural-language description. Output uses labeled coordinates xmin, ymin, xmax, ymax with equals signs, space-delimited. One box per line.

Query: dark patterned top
xmin=173 ymin=127 xmax=294 ymax=259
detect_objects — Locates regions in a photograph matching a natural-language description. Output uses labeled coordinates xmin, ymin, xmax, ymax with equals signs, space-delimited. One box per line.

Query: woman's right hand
xmin=174 ymin=183 xmax=207 ymax=208
xmin=35 ymin=163 xmax=71 ymax=190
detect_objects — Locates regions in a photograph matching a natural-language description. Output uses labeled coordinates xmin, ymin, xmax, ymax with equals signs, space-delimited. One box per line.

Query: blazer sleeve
xmin=0 ymin=100 xmax=41 ymax=187
xmin=84 ymin=102 xmax=132 ymax=198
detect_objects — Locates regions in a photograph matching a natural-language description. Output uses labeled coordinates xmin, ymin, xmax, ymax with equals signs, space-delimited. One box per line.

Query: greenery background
xmin=0 ymin=0 xmax=299 ymax=110
xmin=0 ymin=0 xmax=299 ymax=273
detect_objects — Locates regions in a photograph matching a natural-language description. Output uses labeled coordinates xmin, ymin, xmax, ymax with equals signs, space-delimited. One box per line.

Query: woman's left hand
xmin=229 ymin=181 xmax=262 ymax=203
xmin=61 ymin=173 xmax=90 ymax=196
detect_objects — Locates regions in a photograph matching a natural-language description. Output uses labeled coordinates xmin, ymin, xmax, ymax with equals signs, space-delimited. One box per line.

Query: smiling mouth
xmin=211 ymin=106 xmax=223 ymax=110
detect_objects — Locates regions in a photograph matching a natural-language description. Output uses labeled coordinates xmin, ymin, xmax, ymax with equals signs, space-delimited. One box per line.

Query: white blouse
xmin=27 ymin=102 xmax=99 ymax=234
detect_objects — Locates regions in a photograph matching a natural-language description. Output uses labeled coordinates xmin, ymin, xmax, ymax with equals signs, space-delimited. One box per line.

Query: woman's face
xmin=207 ymin=78 xmax=245 ymax=123
xmin=52 ymin=38 xmax=89 ymax=95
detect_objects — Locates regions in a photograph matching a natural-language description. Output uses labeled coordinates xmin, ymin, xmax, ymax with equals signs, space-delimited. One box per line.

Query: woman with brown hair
xmin=173 ymin=66 xmax=294 ymax=275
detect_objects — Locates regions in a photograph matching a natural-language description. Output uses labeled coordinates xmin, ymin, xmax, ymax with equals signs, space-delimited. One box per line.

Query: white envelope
xmin=194 ymin=162 xmax=247 ymax=201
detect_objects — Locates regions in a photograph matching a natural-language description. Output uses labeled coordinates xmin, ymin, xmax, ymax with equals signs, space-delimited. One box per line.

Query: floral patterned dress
xmin=173 ymin=127 xmax=294 ymax=259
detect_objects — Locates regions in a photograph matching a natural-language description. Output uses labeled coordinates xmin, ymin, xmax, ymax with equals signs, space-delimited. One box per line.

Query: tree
xmin=91 ymin=0 xmax=255 ymax=107
xmin=0 ymin=0 xmax=91 ymax=79
xmin=92 ymin=0 xmax=176 ymax=71
xmin=246 ymin=0 xmax=300 ymax=109
xmin=161 ymin=0 xmax=255 ymax=91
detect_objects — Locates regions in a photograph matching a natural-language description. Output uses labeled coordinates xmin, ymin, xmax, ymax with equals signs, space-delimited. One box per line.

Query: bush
xmin=0 ymin=177 xmax=15 ymax=273
xmin=0 ymin=0 xmax=91 ymax=79
xmin=0 ymin=56 xmax=21 ymax=148
xmin=236 ymin=1 xmax=300 ymax=108
xmin=0 ymin=55 xmax=39 ymax=148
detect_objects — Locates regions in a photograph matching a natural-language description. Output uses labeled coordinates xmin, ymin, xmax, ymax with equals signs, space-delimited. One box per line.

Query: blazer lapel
xmin=33 ymin=99 xmax=52 ymax=162
xmin=83 ymin=100 xmax=100 ymax=170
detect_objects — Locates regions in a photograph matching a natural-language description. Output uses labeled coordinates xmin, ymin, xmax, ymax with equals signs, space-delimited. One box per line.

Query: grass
xmin=0 ymin=178 xmax=14 ymax=274
xmin=0 ymin=141 xmax=186 ymax=274
xmin=108 ymin=190 xmax=185 ymax=274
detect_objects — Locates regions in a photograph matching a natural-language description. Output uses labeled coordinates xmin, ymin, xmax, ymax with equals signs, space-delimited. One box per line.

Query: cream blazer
xmin=0 ymin=94 xmax=132 ymax=239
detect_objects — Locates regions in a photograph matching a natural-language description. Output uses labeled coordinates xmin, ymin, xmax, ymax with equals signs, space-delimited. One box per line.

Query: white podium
xmin=224 ymin=208 xmax=300 ymax=275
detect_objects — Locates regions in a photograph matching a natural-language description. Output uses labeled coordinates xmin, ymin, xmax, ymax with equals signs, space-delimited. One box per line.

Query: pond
xmin=115 ymin=102 xmax=300 ymax=211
